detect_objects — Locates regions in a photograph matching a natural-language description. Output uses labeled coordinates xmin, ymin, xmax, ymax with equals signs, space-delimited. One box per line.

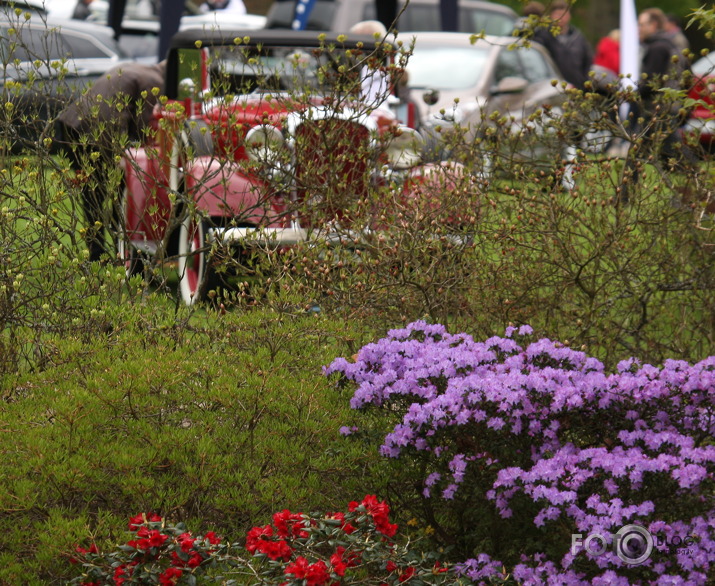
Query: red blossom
xmin=273 ymin=509 xmax=309 ymax=538
xmin=187 ymin=551 xmax=204 ymax=568
xmin=285 ymin=557 xmax=331 ymax=586
xmin=177 ymin=532 xmax=196 ymax=552
xmin=71 ymin=543 xmax=99 ymax=564
xmin=329 ymin=545 xmax=360 ymax=577
xmin=127 ymin=528 xmax=167 ymax=552
xmin=158 ymin=566 xmax=183 ymax=586
xmin=330 ymin=550 xmax=347 ymax=577
xmin=433 ymin=561 xmax=448 ymax=573
xmin=329 ymin=512 xmax=356 ymax=534
xmin=246 ymin=524 xmax=273 ymax=553
xmin=351 ymin=495 xmax=398 ymax=538
xmin=204 ymin=531 xmax=221 ymax=545
xmin=399 ymin=567 xmax=416 ymax=582
xmin=246 ymin=524 xmax=294 ymax=561
xmin=113 ymin=564 xmax=130 ymax=585
xmin=128 ymin=512 xmax=162 ymax=531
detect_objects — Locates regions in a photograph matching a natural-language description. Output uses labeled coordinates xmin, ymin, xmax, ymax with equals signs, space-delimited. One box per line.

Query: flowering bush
xmin=69 ymin=497 xmax=478 ymax=585
xmin=243 ymin=494 xmax=474 ymax=585
xmin=325 ymin=321 xmax=715 ymax=584
xmin=69 ymin=513 xmax=230 ymax=585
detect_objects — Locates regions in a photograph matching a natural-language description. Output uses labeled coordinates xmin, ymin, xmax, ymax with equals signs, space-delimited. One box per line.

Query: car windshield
xmin=406 ymin=45 xmax=491 ymax=90
xmin=207 ymin=43 xmax=383 ymax=95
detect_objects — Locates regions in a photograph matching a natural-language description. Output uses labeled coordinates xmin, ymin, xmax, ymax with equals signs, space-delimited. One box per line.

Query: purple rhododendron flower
xmin=326 ymin=322 xmax=715 ymax=583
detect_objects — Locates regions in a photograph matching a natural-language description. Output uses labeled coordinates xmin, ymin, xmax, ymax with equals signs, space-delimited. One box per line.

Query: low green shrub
xmin=0 ymin=307 xmax=386 ymax=584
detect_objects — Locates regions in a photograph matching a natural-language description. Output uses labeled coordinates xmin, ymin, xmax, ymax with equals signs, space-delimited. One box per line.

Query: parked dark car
xmin=265 ymin=0 xmax=518 ymax=36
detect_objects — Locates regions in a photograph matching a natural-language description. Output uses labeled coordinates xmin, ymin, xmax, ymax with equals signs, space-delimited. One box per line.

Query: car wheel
xmin=177 ymin=215 xmax=216 ymax=305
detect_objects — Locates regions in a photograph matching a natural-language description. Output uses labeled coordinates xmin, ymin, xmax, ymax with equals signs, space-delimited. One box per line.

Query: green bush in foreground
xmin=0 ymin=306 xmax=387 ymax=584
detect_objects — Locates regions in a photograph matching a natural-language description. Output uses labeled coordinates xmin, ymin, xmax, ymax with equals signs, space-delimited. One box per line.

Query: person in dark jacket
xmin=639 ymin=8 xmax=684 ymax=100
xmin=619 ymin=8 xmax=694 ymax=203
xmin=532 ymin=0 xmax=592 ymax=90
xmin=58 ymin=61 xmax=166 ymax=261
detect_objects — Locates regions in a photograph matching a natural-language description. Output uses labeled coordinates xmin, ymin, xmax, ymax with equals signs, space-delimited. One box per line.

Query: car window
xmin=463 ymin=9 xmax=515 ymax=35
xmin=494 ymin=48 xmax=522 ymax=82
xmin=61 ymin=31 xmax=115 ymax=59
xmin=4 ymin=26 xmax=69 ymax=62
xmin=266 ymin=1 xmax=337 ymax=30
xmin=363 ymin=3 xmax=515 ymax=35
xmin=407 ymin=45 xmax=491 ymax=90
xmin=517 ymin=47 xmax=552 ymax=83
xmin=395 ymin=6 xmax=440 ymax=30
xmin=202 ymin=42 xmax=388 ymax=96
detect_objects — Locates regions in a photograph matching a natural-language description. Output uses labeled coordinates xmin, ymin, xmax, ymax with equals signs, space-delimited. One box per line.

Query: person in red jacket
xmin=594 ymin=29 xmax=620 ymax=76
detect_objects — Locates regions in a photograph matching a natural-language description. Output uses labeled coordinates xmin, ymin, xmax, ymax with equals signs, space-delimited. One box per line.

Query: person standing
xmin=620 ymin=8 xmax=694 ymax=203
xmin=638 ymin=8 xmax=684 ymax=100
xmin=349 ymin=20 xmax=391 ymax=111
xmin=57 ymin=61 xmax=166 ymax=261
xmin=594 ymin=29 xmax=620 ymax=76
xmin=515 ymin=2 xmax=545 ymax=37
xmin=533 ymin=0 xmax=593 ymax=90
xmin=665 ymin=13 xmax=689 ymax=55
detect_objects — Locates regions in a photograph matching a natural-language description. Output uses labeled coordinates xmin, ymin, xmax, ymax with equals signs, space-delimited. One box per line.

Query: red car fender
xmin=123 ymin=147 xmax=172 ymax=244
xmin=184 ymin=157 xmax=289 ymax=225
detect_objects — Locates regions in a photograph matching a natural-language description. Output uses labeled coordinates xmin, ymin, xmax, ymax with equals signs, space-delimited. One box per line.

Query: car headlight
xmin=386 ymin=126 xmax=426 ymax=170
xmin=245 ymin=125 xmax=285 ymax=162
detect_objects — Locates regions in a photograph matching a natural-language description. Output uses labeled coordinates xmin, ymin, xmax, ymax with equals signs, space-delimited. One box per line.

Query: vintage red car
xmin=120 ymin=29 xmax=464 ymax=305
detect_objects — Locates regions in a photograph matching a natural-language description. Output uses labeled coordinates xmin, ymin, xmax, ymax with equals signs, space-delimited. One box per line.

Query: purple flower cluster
xmin=325 ymin=321 xmax=715 ymax=583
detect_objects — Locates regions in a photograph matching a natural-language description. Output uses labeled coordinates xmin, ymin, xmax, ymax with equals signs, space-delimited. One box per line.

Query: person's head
xmin=638 ymin=8 xmax=666 ymax=42
xmin=665 ymin=13 xmax=681 ymax=33
xmin=549 ymin=0 xmax=571 ymax=28
xmin=349 ymin=20 xmax=387 ymax=38
xmin=522 ymin=1 xmax=545 ymax=17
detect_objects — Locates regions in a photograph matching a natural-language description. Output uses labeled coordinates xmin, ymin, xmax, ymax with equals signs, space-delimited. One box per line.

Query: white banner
xmin=619 ymin=0 xmax=639 ymax=120
xmin=620 ymin=0 xmax=640 ymax=86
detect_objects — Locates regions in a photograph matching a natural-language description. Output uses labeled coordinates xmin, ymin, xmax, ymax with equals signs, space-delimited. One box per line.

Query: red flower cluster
xmin=128 ymin=512 xmax=162 ymax=531
xmin=244 ymin=496 xmax=417 ymax=585
xmin=246 ymin=524 xmax=294 ymax=561
xmin=328 ymin=512 xmax=356 ymax=535
xmin=273 ymin=509 xmax=311 ymax=539
xmin=284 ymin=557 xmax=332 ymax=585
xmin=71 ymin=512 xmax=224 ymax=586
xmin=127 ymin=527 xmax=168 ymax=551
xmin=158 ymin=566 xmax=183 ymax=585
xmin=329 ymin=546 xmax=360 ymax=577
xmin=348 ymin=495 xmax=398 ymax=538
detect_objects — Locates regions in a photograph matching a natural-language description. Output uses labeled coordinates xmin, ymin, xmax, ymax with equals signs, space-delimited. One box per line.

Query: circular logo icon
xmin=615 ymin=525 xmax=653 ymax=565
